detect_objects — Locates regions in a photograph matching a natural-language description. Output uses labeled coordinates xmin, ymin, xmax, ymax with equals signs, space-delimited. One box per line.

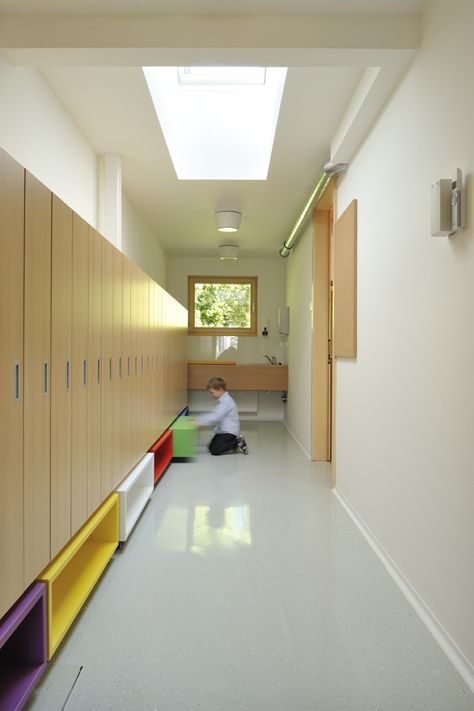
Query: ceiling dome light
xmin=215 ymin=210 xmax=241 ymax=232
xmin=219 ymin=244 xmax=239 ymax=260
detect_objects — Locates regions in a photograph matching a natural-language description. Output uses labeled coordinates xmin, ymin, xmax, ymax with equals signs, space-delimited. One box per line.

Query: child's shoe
xmin=236 ymin=435 xmax=248 ymax=455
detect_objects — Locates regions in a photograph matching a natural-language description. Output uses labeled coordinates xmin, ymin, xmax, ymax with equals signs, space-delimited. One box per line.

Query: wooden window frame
xmin=188 ymin=276 xmax=258 ymax=336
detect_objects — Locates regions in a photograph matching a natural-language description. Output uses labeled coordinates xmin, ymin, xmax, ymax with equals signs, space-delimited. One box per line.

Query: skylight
xmin=143 ymin=66 xmax=287 ymax=180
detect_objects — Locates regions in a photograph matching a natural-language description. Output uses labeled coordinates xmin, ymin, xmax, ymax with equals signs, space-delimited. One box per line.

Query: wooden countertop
xmin=187 ymin=363 xmax=288 ymax=391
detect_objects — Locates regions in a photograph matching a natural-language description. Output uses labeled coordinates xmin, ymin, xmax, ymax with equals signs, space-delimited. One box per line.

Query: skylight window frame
xmin=177 ymin=66 xmax=267 ymax=86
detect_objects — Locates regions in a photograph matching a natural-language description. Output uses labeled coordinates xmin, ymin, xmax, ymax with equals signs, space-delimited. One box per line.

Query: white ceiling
xmin=0 ymin=0 xmax=426 ymax=15
xmin=42 ymin=65 xmax=362 ymax=255
xmin=3 ymin=0 xmax=421 ymax=256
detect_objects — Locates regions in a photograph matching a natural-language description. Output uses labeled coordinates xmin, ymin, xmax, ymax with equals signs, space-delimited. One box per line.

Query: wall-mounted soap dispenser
xmin=279 ymin=306 xmax=289 ymax=335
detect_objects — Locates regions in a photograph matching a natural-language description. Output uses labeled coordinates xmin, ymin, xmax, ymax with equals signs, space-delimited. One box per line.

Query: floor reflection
xmin=155 ymin=504 xmax=252 ymax=553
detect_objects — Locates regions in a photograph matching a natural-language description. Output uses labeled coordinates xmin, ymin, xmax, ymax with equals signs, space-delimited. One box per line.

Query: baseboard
xmin=283 ymin=421 xmax=311 ymax=460
xmin=333 ymin=488 xmax=474 ymax=694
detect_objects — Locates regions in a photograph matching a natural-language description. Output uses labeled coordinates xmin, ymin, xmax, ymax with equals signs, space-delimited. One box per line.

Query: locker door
xmin=24 ymin=172 xmax=52 ymax=584
xmin=0 ymin=150 xmax=25 ymax=617
xmin=121 ymin=256 xmax=131 ymax=474
xmin=112 ymin=247 xmax=123 ymax=488
xmin=156 ymin=286 xmax=164 ymax=435
xmin=88 ymin=228 xmax=102 ymax=514
xmin=100 ymin=238 xmax=114 ymax=500
xmin=51 ymin=196 xmax=73 ymax=557
xmin=130 ymin=264 xmax=139 ymax=463
xmin=71 ymin=213 xmax=89 ymax=535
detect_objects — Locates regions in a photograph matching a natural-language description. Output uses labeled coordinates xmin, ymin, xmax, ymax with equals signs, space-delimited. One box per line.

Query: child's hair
xmin=207 ymin=376 xmax=227 ymax=391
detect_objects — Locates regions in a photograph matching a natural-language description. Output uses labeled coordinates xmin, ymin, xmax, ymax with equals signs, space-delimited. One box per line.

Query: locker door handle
xmin=109 ymin=356 xmax=112 ymax=381
xmin=141 ymin=355 xmax=144 ymax=374
xmin=14 ymin=361 xmax=21 ymax=402
xmin=43 ymin=361 xmax=49 ymax=396
xmin=83 ymin=359 xmax=87 ymax=386
xmin=97 ymin=358 xmax=101 ymax=384
xmin=128 ymin=356 xmax=131 ymax=377
xmin=119 ymin=356 xmax=122 ymax=379
xmin=66 ymin=360 xmax=71 ymax=391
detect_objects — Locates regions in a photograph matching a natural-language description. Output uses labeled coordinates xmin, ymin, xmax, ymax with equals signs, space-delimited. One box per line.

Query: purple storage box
xmin=0 ymin=583 xmax=47 ymax=711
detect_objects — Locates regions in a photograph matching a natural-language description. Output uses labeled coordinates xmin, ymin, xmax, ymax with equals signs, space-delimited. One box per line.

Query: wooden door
xmin=88 ymin=228 xmax=102 ymax=514
xmin=100 ymin=238 xmax=114 ymax=499
xmin=51 ymin=196 xmax=73 ymax=557
xmin=112 ymin=247 xmax=123 ymax=487
xmin=0 ymin=150 xmax=25 ymax=617
xmin=24 ymin=172 xmax=52 ymax=584
xmin=333 ymin=200 xmax=357 ymax=358
xmin=71 ymin=213 xmax=89 ymax=535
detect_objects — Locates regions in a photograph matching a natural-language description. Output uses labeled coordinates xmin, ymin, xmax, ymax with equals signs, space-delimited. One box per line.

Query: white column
xmin=98 ymin=153 xmax=122 ymax=250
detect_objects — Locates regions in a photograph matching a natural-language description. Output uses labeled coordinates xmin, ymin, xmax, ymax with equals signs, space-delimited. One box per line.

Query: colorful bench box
xmin=38 ymin=494 xmax=119 ymax=659
xmin=170 ymin=416 xmax=197 ymax=458
xmin=0 ymin=582 xmax=47 ymax=711
xmin=149 ymin=429 xmax=173 ymax=484
xmin=116 ymin=453 xmax=154 ymax=542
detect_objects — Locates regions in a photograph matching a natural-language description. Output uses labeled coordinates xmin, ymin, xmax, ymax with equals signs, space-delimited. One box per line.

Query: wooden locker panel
xmin=121 ymin=256 xmax=131 ymax=475
xmin=24 ymin=172 xmax=52 ymax=585
xmin=71 ymin=213 xmax=89 ymax=535
xmin=88 ymin=228 xmax=102 ymax=515
xmin=139 ymin=270 xmax=146 ymax=452
xmin=334 ymin=199 xmax=358 ymax=358
xmin=112 ymin=247 xmax=123 ymax=488
xmin=130 ymin=264 xmax=140 ymax=464
xmin=0 ymin=149 xmax=25 ymax=617
xmin=51 ymin=196 xmax=73 ymax=558
xmin=100 ymin=238 xmax=114 ymax=500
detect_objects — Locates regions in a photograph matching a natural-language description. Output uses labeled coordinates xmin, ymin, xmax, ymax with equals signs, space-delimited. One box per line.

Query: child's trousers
xmin=209 ymin=433 xmax=238 ymax=456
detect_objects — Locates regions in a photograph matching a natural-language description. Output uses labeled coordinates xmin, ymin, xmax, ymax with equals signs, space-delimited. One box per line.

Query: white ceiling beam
xmin=0 ymin=14 xmax=420 ymax=56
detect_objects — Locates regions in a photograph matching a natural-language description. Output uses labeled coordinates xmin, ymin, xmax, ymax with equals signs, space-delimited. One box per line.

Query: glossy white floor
xmin=27 ymin=422 xmax=473 ymax=711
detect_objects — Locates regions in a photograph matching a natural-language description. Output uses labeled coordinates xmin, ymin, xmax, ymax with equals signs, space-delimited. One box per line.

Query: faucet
xmin=264 ymin=355 xmax=277 ymax=365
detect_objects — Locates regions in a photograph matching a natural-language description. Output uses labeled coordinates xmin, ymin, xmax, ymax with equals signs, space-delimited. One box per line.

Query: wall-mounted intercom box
xmin=431 ymin=168 xmax=465 ymax=237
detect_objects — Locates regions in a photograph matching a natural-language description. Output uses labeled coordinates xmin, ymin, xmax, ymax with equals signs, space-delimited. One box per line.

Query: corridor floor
xmin=26 ymin=422 xmax=473 ymax=711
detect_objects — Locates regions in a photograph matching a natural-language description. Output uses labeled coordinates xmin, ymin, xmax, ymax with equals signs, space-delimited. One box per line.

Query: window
xmin=188 ymin=276 xmax=258 ymax=336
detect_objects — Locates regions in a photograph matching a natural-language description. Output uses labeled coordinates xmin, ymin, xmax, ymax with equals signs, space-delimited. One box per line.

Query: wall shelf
xmin=116 ymin=453 xmax=153 ymax=542
xmin=38 ymin=494 xmax=118 ymax=659
xmin=0 ymin=582 xmax=47 ymax=711
xmin=170 ymin=416 xmax=197 ymax=458
xmin=149 ymin=430 xmax=173 ymax=484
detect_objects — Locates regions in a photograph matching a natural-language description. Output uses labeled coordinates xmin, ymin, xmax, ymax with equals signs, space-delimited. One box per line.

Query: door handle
xmin=14 ymin=361 xmax=21 ymax=402
xmin=43 ymin=360 xmax=49 ymax=396
xmin=66 ymin=360 xmax=71 ymax=391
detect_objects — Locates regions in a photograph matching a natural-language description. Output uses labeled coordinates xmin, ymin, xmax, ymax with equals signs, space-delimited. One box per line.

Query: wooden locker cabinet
xmin=112 ymin=247 xmax=123 ymax=488
xmin=121 ymin=256 xmax=132 ymax=477
xmin=71 ymin=213 xmax=89 ymax=535
xmin=24 ymin=172 xmax=52 ymax=586
xmin=88 ymin=228 xmax=102 ymax=515
xmin=0 ymin=149 xmax=25 ymax=618
xmin=51 ymin=196 xmax=73 ymax=558
xmin=100 ymin=237 xmax=114 ymax=500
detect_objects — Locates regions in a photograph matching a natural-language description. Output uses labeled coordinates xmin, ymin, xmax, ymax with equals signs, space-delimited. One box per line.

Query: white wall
xmin=0 ymin=53 xmax=168 ymax=288
xmin=122 ymin=193 xmax=168 ymax=288
xmin=0 ymin=53 xmax=98 ymax=226
xmin=285 ymin=223 xmax=313 ymax=456
xmin=335 ymin=0 xmax=474 ymax=674
xmin=167 ymin=255 xmax=288 ymax=420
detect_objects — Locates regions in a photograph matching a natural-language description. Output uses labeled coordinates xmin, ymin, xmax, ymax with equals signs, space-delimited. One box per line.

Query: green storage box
xmin=170 ymin=416 xmax=197 ymax=458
